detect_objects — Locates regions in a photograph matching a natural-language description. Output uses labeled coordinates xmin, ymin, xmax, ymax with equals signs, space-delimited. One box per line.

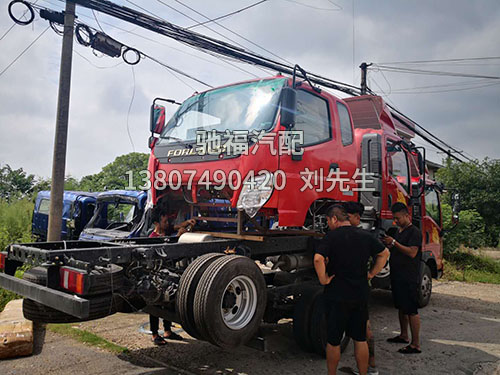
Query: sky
xmin=0 ymin=0 xmax=499 ymax=180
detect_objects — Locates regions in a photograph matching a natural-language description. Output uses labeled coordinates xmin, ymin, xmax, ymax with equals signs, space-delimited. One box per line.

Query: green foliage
xmin=443 ymin=249 xmax=500 ymax=284
xmin=437 ymin=158 xmax=500 ymax=247
xmin=0 ymin=269 xmax=25 ymax=312
xmin=441 ymin=203 xmax=486 ymax=252
xmin=0 ymin=164 xmax=35 ymax=200
xmin=79 ymin=152 xmax=149 ymax=191
xmin=0 ymin=198 xmax=34 ymax=250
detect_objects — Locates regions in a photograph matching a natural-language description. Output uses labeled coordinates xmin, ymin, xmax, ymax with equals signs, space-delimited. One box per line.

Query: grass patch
xmin=47 ymin=324 xmax=129 ymax=354
xmin=0 ymin=268 xmax=26 ymax=312
xmin=443 ymin=248 xmax=500 ymax=284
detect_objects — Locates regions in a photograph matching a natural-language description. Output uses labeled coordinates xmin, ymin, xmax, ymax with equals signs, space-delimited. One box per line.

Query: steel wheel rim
xmin=220 ymin=275 xmax=258 ymax=330
xmin=421 ymin=274 xmax=431 ymax=299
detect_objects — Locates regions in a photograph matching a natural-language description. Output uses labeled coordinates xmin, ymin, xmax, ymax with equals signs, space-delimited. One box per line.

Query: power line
xmin=281 ymin=0 xmax=342 ymax=11
xmin=377 ymin=56 xmax=500 ymax=65
xmin=0 ymin=0 xmax=40 ymax=41
xmin=121 ymin=0 xmax=262 ymax=78
xmin=59 ymin=4 xmax=261 ymax=78
xmin=91 ymin=9 xmax=105 ymax=32
xmin=187 ymin=0 xmax=269 ymax=29
xmin=126 ymin=66 xmax=136 ymax=151
xmin=170 ymin=0 xmax=293 ymax=66
xmin=0 ymin=25 xmax=50 ymax=78
xmin=74 ymin=48 xmax=123 ymax=69
xmin=373 ymin=64 xmax=500 ymax=80
xmin=386 ymin=81 xmax=500 ymax=94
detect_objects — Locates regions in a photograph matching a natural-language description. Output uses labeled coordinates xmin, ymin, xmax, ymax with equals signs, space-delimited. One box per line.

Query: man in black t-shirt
xmin=315 ymin=204 xmax=389 ymax=375
xmin=344 ymin=202 xmax=378 ymax=375
xmin=382 ymin=202 xmax=423 ymax=354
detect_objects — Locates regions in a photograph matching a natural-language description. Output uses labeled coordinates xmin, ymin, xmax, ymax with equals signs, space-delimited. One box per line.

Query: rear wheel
xmin=193 ymin=255 xmax=267 ymax=349
xmin=309 ymin=293 xmax=350 ymax=357
xmin=176 ymin=253 xmax=224 ymax=339
xmin=292 ymin=286 xmax=322 ymax=352
xmin=418 ymin=263 xmax=432 ymax=308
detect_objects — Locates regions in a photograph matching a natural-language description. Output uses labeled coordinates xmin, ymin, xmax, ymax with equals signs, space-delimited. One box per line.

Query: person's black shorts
xmin=324 ymin=298 xmax=368 ymax=345
xmin=391 ymin=279 xmax=419 ymax=315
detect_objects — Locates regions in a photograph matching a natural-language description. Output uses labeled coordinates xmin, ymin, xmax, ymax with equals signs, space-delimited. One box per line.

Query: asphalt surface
xmin=2 ymin=280 xmax=500 ymax=375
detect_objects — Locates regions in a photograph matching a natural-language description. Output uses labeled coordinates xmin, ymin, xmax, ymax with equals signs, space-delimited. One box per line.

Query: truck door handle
xmin=329 ymin=163 xmax=339 ymax=171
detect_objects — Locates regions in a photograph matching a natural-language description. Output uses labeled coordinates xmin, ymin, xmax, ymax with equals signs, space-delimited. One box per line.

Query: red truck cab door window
xmin=385 ymin=140 xmax=411 ymax=212
xmin=277 ymin=89 xmax=357 ymax=227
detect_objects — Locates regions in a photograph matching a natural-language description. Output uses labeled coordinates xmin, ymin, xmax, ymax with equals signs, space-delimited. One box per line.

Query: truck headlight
xmin=237 ymin=173 xmax=274 ymax=218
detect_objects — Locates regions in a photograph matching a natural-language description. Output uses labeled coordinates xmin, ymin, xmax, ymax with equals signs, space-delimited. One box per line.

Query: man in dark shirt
xmin=315 ymin=204 xmax=390 ymax=375
xmin=382 ymin=202 xmax=423 ymax=354
xmin=344 ymin=202 xmax=378 ymax=375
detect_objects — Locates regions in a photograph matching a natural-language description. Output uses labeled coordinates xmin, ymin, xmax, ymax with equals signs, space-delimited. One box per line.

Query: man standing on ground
xmin=382 ymin=202 xmax=423 ymax=354
xmin=149 ymin=205 xmax=194 ymax=345
xmin=314 ymin=204 xmax=390 ymax=375
xmin=344 ymin=202 xmax=378 ymax=375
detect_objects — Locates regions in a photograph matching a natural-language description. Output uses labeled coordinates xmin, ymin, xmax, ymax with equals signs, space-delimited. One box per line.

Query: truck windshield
xmin=86 ymin=200 xmax=139 ymax=231
xmin=158 ymin=78 xmax=286 ymax=145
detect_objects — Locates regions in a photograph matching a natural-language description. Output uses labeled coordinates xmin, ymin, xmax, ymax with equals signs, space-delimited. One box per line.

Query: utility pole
xmin=47 ymin=0 xmax=75 ymax=242
xmin=359 ymin=62 xmax=372 ymax=95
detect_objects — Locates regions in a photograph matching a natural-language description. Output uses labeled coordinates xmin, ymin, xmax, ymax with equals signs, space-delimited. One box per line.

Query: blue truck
xmin=79 ymin=190 xmax=148 ymax=241
xmin=32 ymin=191 xmax=99 ymax=241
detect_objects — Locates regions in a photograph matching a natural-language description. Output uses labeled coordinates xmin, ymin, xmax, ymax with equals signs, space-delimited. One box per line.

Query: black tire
xmin=22 ymin=267 xmax=48 ymax=285
xmin=193 ymin=255 xmax=267 ymax=349
xmin=87 ymin=264 xmax=124 ymax=296
xmin=309 ymin=293 xmax=350 ymax=357
xmin=22 ymin=266 xmax=122 ymax=323
xmin=176 ymin=253 xmax=224 ymax=339
xmin=23 ymin=294 xmax=121 ymax=323
xmin=418 ymin=263 xmax=432 ymax=308
xmin=292 ymin=286 xmax=322 ymax=352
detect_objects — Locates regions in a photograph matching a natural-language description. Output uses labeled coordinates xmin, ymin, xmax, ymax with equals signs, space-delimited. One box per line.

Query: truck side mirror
xmin=150 ymin=104 xmax=166 ymax=134
xmin=280 ymin=87 xmax=297 ymax=129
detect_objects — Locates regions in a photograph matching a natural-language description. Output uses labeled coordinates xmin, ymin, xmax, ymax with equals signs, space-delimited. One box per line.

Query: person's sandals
xmin=398 ymin=345 xmax=421 ymax=354
xmin=387 ymin=335 xmax=410 ymax=344
xmin=153 ymin=336 xmax=167 ymax=346
xmin=352 ymin=366 xmax=379 ymax=375
xmin=164 ymin=331 xmax=183 ymax=341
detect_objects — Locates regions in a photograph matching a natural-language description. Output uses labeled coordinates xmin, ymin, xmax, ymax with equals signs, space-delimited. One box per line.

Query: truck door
xmin=32 ymin=197 xmax=50 ymax=241
xmin=423 ymin=186 xmax=443 ymax=270
xmin=277 ymin=88 xmax=357 ymax=227
xmin=384 ymin=140 xmax=411 ymax=216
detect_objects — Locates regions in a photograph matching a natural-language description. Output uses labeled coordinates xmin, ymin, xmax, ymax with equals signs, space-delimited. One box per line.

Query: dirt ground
xmin=2 ymin=280 xmax=500 ymax=375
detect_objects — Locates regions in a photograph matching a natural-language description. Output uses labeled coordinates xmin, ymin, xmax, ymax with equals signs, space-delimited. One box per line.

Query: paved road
xmin=2 ymin=281 xmax=500 ymax=375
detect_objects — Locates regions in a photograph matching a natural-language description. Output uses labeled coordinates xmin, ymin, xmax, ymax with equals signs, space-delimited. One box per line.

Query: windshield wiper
xmin=161 ymin=136 xmax=193 ymax=149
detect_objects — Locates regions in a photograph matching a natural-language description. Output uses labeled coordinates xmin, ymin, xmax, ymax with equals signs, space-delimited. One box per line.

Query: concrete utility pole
xmin=359 ymin=62 xmax=372 ymax=95
xmin=47 ymin=0 xmax=75 ymax=242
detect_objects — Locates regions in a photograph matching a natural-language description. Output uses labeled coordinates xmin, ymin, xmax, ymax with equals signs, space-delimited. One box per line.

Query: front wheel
xmin=417 ymin=263 xmax=432 ymax=308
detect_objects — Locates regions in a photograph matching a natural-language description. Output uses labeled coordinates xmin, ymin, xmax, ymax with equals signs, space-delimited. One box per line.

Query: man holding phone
xmin=382 ymin=202 xmax=423 ymax=354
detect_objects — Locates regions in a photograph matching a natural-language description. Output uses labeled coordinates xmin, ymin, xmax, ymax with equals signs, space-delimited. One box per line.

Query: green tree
xmin=437 ymin=158 xmax=500 ymax=247
xmin=0 ymin=164 xmax=35 ymax=200
xmin=441 ymin=203 xmax=486 ymax=252
xmin=79 ymin=152 xmax=149 ymax=192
